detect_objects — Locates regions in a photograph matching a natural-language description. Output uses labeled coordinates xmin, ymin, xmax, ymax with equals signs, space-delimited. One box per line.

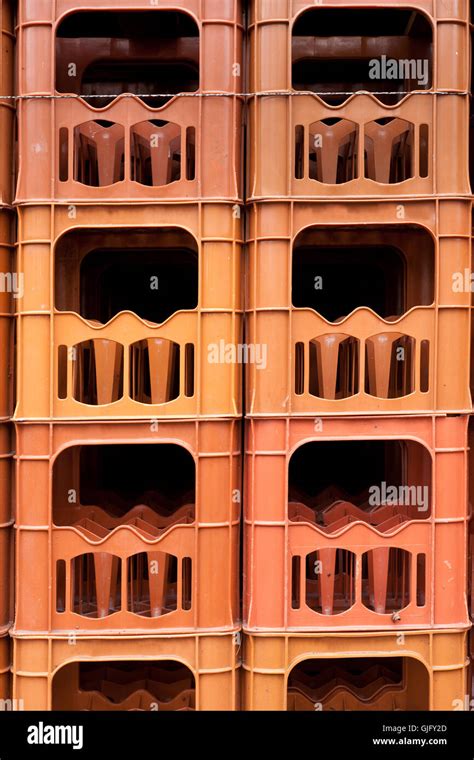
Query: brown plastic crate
xmin=13 ymin=419 xmax=240 ymax=634
xmin=16 ymin=1 xmax=244 ymax=203
xmin=248 ymin=3 xmax=470 ymax=198
xmin=244 ymin=415 xmax=469 ymax=631
xmin=0 ymin=424 xmax=12 ymax=634
xmin=14 ymin=202 xmax=243 ymax=420
xmin=246 ymin=199 xmax=472 ymax=416
xmin=242 ymin=629 xmax=469 ymax=710
xmin=12 ymin=632 xmax=240 ymax=710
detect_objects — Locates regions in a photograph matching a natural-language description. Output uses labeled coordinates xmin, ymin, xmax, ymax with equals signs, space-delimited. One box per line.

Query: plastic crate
xmin=248 ymin=94 xmax=469 ymax=199
xmin=0 ymin=209 xmax=13 ymax=421
xmin=0 ymin=633 xmax=9 ymax=705
xmin=247 ymin=3 xmax=470 ymax=199
xmin=16 ymin=1 xmax=244 ymax=203
xmin=12 ymin=631 xmax=240 ymax=710
xmin=244 ymin=415 xmax=469 ymax=631
xmin=0 ymin=0 xmax=13 ymax=207
xmin=246 ymin=199 xmax=472 ymax=416
xmin=249 ymin=2 xmax=469 ymax=91
xmin=0 ymin=424 xmax=12 ymax=634
xmin=14 ymin=202 xmax=243 ymax=420
xmin=242 ymin=629 xmax=469 ymax=710
xmin=13 ymin=419 xmax=240 ymax=634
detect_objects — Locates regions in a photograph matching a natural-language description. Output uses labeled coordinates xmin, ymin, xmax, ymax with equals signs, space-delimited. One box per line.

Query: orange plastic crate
xmin=0 ymin=424 xmax=12 ymax=634
xmin=15 ymin=203 xmax=243 ymax=420
xmin=12 ymin=632 xmax=240 ymax=711
xmin=246 ymin=199 xmax=472 ymax=416
xmin=248 ymin=94 xmax=469 ymax=199
xmin=248 ymin=3 xmax=470 ymax=199
xmin=242 ymin=629 xmax=469 ymax=711
xmin=0 ymin=209 xmax=13 ymax=421
xmin=16 ymin=1 xmax=243 ymax=203
xmin=0 ymin=633 xmax=10 ymax=705
xmin=0 ymin=0 xmax=13 ymax=207
xmin=244 ymin=415 xmax=469 ymax=631
xmin=13 ymin=419 xmax=240 ymax=634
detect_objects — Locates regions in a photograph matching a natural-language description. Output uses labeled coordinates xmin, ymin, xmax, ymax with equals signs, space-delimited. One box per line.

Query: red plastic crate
xmin=244 ymin=415 xmax=469 ymax=631
xmin=13 ymin=419 xmax=241 ymax=634
xmin=246 ymin=199 xmax=472 ymax=416
xmin=16 ymin=1 xmax=244 ymax=203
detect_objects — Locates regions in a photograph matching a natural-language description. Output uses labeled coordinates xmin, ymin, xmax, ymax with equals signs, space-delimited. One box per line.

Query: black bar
xmin=0 ymin=711 xmax=474 ymax=757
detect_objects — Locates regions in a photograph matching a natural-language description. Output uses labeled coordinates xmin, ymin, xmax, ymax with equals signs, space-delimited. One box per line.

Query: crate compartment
xmin=16 ymin=3 xmax=243 ymax=202
xmin=15 ymin=203 xmax=243 ymax=420
xmin=248 ymin=4 xmax=470 ymax=198
xmin=249 ymin=2 xmax=469 ymax=92
xmin=55 ymin=11 xmax=199 ymax=107
xmin=242 ymin=630 xmax=469 ymax=711
xmin=244 ymin=415 xmax=469 ymax=631
xmin=12 ymin=632 xmax=240 ymax=710
xmin=53 ymin=660 xmax=196 ymax=711
xmin=290 ymin=8 xmax=433 ymax=106
xmin=246 ymin=200 xmax=471 ymax=416
xmin=52 ymin=443 xmax=195 ymax=627
xmin=14 ymin=419 xmax=241 ymax=634
xmin=286 ymin=656 xmax=426 ymax=711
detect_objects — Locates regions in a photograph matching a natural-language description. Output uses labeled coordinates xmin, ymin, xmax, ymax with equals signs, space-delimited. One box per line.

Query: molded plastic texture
xmin=15 ymin=1 xmax=244 ymax=202
xmin=12 ymin=632 xmax=240 ymax=710
xmin=244 ymin=415 xmax=469 ymax=631
xmin=13 ymin=419 xmax=240 ymax=634
xmin=15 ymin=203 xmax=243 ymax=420
xmin=242 ymin=629 xmax=469 ymax=710
xmin=246 ymin=199 xmax=472 ymax=416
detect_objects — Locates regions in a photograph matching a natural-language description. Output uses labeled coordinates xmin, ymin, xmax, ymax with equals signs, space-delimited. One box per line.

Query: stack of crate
xmin=11 ymin=0 xmax=243 ymax=711
xmin=0 ymin=0 xmax=13 ymax=710
xmin=243 ymin=0 xmax=472 ymax=710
